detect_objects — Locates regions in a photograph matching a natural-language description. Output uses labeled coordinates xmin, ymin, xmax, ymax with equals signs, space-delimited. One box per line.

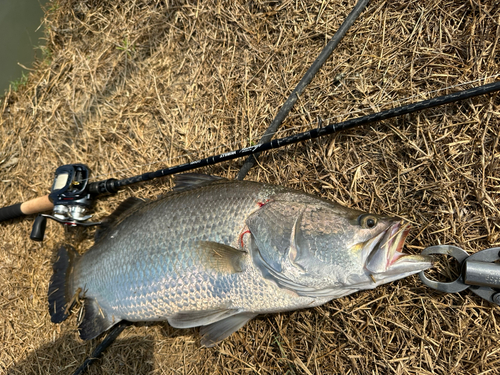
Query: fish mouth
xmin=365 ymin=221 xmax=433 ymax=275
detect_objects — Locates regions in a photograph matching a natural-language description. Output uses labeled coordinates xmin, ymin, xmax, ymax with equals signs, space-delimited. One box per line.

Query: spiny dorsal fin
xmin=95 ymin=197 xmax=145 ymax=243
xmin=173 ymin=173 xmax=227 ymax=192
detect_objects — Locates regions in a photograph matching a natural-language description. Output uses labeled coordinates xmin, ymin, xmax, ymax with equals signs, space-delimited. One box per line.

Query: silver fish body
xmin=49 ymin=174 xmax=432 ymax=346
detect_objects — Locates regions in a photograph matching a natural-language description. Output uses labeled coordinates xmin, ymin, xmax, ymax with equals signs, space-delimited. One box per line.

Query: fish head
xmin=248 ymin=195 xmax=433 ymax=298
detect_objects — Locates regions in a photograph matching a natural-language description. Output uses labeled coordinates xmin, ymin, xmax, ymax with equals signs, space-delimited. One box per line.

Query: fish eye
xmin=358 ymin=214 xmax=378 ymax=229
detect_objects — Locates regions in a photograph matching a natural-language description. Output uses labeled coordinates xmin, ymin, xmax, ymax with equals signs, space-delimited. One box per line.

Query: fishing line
xmin=91 ymin=73 xmax=500 ymax=181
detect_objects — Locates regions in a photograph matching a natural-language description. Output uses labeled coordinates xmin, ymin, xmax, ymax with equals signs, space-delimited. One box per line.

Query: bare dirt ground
xmin=1 ymin=0 xmax=499 ymax=374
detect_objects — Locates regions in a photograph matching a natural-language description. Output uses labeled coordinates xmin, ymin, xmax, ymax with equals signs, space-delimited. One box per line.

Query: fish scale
xmin=48 ymin=174 xmax=432 ymax=346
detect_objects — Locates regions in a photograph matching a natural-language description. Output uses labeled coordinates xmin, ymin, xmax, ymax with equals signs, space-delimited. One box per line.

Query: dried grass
xmin=1 ymin=0 xmax=499 ymax=374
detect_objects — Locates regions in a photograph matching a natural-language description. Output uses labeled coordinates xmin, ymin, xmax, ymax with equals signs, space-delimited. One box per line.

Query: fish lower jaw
xmin=387 ymin=250 xmax=406 ymax=267
xmin=383 ymin=255 xmax=433 ymax=275
xmin=363 ymin=257 xmax=433 ymax=288
xmin=367 ymin=251 xmax=433 ymax=275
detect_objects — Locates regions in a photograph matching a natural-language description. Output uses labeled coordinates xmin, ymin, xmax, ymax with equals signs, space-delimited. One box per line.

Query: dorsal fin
xmin=95 ymin=197 xmax=145 ymax=242
xmin=173 ymin=173 xmax=227 ymax=192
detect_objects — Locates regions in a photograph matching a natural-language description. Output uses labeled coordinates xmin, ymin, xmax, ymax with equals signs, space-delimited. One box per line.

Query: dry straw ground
xmin=1 ymin=0 xmax=499 ymax=374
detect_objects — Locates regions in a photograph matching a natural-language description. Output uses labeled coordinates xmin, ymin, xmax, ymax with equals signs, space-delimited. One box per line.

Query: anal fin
xmin=200 ymin=313 xmax=258 ymax=347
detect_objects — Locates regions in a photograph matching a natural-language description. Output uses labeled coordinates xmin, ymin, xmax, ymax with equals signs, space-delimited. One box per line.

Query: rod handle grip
xmin=0 ymin=195 xmax=53 ymax=222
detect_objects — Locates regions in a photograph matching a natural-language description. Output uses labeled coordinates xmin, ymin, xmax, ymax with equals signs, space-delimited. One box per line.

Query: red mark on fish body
xmin=239 ymin=200 xmax=269 ymax=247
xmin=239 ymin=229 xmax=251 ymax=248
xmin=257 ymin=199 xmax=270 ymax=207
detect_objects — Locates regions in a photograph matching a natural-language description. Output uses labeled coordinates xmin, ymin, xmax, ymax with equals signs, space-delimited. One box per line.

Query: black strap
xmin=72 ymin=321 xmax=132 ymax=375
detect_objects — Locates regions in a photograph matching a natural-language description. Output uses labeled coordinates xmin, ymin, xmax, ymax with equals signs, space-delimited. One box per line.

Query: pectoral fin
xmin=197 ymin=241 xmax=246 ymax=274
xmin=200 ymin=313 xmax=258 ymax=347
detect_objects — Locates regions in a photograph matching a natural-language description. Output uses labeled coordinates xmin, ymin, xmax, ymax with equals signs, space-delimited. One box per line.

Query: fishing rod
xmin=1 ymin=80 xmax=499 ymax=239
xmin=87 ymin=80 xmax=500 ymax=190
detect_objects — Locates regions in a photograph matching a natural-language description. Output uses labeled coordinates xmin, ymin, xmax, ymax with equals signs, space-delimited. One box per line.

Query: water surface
xmin=0 ymin=0 xmax=48 ymax=94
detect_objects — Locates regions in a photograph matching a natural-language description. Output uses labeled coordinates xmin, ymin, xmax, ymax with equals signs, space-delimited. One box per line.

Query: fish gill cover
xmin=0 ymin=0 xmax=499 ymax=374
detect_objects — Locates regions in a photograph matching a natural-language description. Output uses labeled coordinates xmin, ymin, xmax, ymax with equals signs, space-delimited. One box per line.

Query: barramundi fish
xmin=49 ymin=174 xmax=432 ymax=346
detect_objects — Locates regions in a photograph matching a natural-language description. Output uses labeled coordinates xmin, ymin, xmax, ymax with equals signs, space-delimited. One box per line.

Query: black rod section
xmin=0 ymin=203 xmax=24 ymax=222
xmin=237 ymin=0 xmax=371 ymax=180
xmin=87 ymin=81 xmax=500 ymax=193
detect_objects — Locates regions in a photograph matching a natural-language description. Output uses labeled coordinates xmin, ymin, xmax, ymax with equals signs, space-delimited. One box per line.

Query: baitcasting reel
xmin=30 ymin=164 xmax=102 ymax=241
